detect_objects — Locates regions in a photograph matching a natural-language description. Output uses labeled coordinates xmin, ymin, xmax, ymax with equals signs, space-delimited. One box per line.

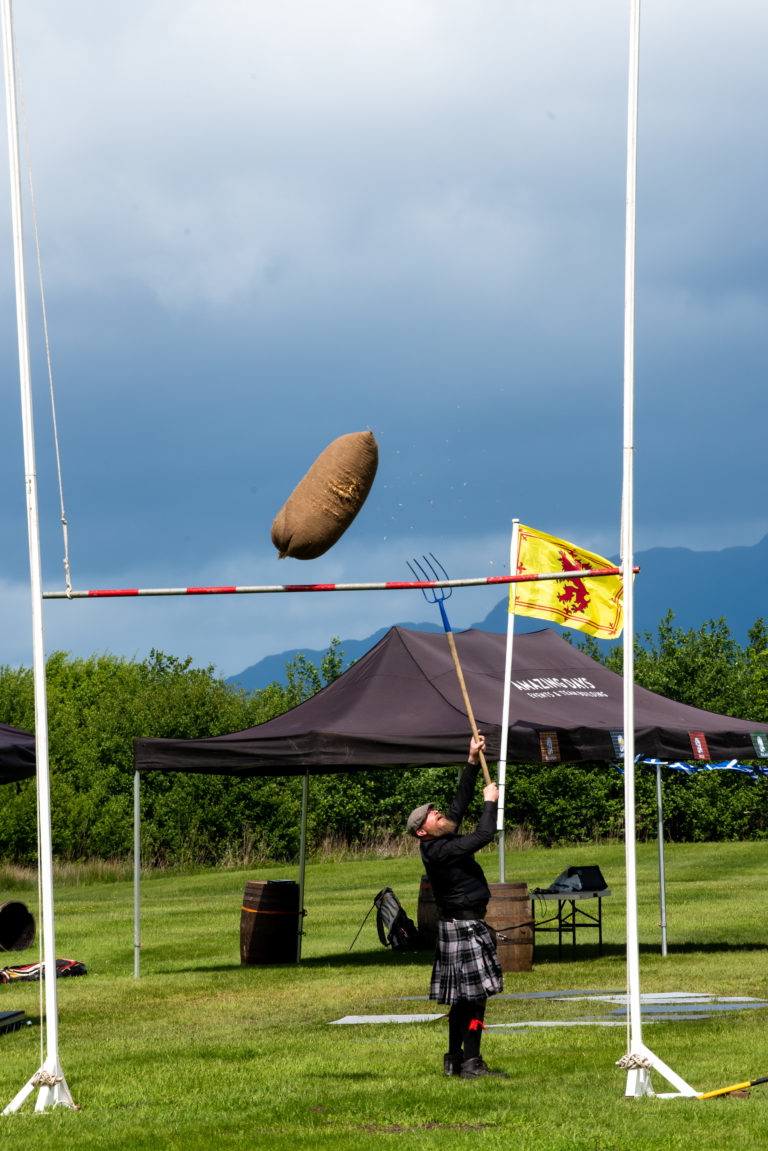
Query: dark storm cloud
xmin=0 ymin=1 xmax=765 ymax=673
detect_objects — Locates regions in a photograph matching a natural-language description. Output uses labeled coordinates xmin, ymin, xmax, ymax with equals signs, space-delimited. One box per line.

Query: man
xmin=406 ymin=733 xmax=508 ymax=1080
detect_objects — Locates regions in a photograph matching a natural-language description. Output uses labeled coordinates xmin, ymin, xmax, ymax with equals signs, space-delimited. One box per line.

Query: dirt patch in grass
xmin=360 ymin=1123 xmax=492 ymax=1133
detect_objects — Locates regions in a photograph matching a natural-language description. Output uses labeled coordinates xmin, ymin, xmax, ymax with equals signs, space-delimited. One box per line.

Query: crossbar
xmin=42 ymin=565 xmax=637 ymax=600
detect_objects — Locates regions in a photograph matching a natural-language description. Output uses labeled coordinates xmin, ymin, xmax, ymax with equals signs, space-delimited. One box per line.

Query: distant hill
xmin=227 ymin=535 xmax=768 ymax=692
xmin=226 ymin=621 xmax=443 ymax=693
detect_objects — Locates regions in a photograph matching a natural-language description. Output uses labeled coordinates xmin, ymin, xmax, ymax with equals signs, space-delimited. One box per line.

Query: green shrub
xmin=0 ymin=619 xmax=767 ymax=863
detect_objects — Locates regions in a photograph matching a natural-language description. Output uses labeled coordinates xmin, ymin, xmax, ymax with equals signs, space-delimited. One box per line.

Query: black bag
xmin=568 ymin=865 xmax=607 ymax=891
xmin=533 ymin=864 xmax=607 ymax=895
xmin=374 ymin=887 xmax=420 ymax=950
xmin=0 ymin=958 xmax=87 ymax=983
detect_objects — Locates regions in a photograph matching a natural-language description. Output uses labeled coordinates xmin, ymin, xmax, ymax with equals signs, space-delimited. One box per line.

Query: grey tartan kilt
xmin=429 ymin=919 xmax=503 ymax=1005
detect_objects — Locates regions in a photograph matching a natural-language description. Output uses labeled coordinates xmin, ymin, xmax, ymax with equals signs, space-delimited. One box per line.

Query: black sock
xmin=448 ymin=1001 xmax=472 ymax=1055
xmin=462 ymin=999 xmax=487 ymax=1061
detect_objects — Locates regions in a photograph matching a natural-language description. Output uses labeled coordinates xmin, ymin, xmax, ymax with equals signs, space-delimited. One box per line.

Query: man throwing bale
xmin=406 ymin=734 xmax=508 ymax=1080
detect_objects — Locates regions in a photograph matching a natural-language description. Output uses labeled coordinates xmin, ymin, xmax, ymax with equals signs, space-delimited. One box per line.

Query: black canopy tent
xmin=134 ymin=626 xmax=768 ymax=772
xmin=132 ymin=627 xmax=768 ymax=970
xmin=0 ymin=724 xmax=36 ymax=952
xmin=0 ymin=722 xmax=35 ymax=786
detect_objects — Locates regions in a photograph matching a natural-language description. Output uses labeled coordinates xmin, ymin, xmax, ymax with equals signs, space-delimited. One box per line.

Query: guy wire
xmin=13 ymin=5 xmax=72 ymax=596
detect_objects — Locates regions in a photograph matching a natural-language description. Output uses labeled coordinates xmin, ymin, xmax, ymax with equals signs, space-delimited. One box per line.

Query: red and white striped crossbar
xmin=42 ymin=565 xmax=638 ymax=600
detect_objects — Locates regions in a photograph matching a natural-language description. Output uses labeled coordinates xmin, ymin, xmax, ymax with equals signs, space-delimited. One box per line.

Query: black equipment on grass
xmin=0 ymin=958 xmax=87 ymax=983
xmin=0 ymin=1010 xmax=26 ymax=1035
xmin=532 ymin=865 xmax=608 ymax=895
xmin=349 ymin=888 xmax=420 ymax=951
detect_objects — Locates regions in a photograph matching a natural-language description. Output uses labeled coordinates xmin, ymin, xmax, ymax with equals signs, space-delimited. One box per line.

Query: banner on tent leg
xmin=689 ymin=732 xmax=710 ymax=760
xmin=610 ymin=730 xmax=625 ymax=758
xmin=750 ymin=733 xmax=768 ymax=757
xmin=539 ymin=732 xmax=561 ymax=763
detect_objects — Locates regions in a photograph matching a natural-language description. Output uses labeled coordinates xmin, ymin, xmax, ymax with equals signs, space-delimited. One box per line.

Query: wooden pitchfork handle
xmin=444 ymin=631 xmax=492 ymax=786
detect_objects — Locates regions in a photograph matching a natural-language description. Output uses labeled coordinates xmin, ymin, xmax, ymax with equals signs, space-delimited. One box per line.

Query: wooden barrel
xmin=417 ymin=875 xmax=439 ymax=950
xmin=486 ymin=882 xmax=534 ymax=972
xmin=0 ymin=901 xmax=35 ymax=952
xmin=240 ymin=880 xmax=301 ymax=964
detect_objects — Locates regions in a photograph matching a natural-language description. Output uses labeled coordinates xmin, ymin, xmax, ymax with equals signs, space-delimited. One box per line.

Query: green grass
xmin=1 ymin=841 xmax=768 ymax=1148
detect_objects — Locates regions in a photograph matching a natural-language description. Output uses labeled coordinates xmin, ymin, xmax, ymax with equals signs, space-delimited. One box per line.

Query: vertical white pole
xmin=296 ymin=773 xmax=308 ymax=962
xmin=1 ymin=0 xmax=74 ymax=1112
xmin=497 ymin=519 xmax=519 ymax=883
xmin=621 ymin=0 xmax=645 ymax=1099
xmin=655 ymin=765 xmax=667 ymax=957
xmin=134 ymin=770 xmax=141 ymax=978
xmin=617 ymin=0 xmax=693 ymax=1100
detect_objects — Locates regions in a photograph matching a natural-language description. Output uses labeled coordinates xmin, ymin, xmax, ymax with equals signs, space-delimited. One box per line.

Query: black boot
xmin=443 ymin=1052 xmax=463 ymax=1076
xmin=460 ymin=1056 xmax=509 ymax=1079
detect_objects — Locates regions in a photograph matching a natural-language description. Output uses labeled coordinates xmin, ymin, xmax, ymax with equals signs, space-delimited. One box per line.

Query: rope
xmin=31 ymin=1069 xmax=63 ymax=1088
xmin=13 ymin=7 xmax=72 ymax=596
xmin=616 ymin=1053 xmax=653 ymax=1071
xmin=493 ymin=920 xmax=535 ymax=933
xmin=240 ymin=907 xmax=305 ymax=915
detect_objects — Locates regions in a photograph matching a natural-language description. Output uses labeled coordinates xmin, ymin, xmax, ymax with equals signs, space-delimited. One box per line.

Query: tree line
xmin=0 ymin=613 xmax=766 ymax=865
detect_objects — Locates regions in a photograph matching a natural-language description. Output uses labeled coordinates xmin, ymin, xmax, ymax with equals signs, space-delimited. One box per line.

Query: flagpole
xmin=1 ymin=0 xmax=74 ymax=1112
xmin=618 ymin=0 xmax=693 ymax=1099
xmin=497 ymin=519 xmax=519 ymax=883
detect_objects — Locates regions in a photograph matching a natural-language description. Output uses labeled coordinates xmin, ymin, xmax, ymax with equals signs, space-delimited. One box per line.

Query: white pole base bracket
xmin=3 ymin=1060 xmax=76 ymax=1115
xmin=619 ymin=1044 xmax=697 ymax=1099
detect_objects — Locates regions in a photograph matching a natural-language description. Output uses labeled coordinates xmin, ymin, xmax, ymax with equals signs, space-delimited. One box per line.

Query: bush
xmin=0 ymin=619 xmax=767 ymax=864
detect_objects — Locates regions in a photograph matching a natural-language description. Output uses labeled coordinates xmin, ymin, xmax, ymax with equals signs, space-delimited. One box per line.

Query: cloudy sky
xmin=0 ymin=1 xmax=765 ymax=678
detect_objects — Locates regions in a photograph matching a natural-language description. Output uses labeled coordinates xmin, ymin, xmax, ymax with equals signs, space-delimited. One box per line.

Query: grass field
xmin=1 ymin=840 xmax=767 ymax=1149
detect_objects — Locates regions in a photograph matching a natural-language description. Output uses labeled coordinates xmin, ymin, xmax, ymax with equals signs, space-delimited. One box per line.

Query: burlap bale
xmin=271 ymin=431 xmax=378 ymax=560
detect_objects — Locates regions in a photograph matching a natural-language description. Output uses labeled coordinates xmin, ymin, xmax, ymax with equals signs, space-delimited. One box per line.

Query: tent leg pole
xmin=656 ymin=764 xmax=667 ymax=957
xmin=134 ymin=770 xmax=141 ymax=978
xmin=297 ymin=773 xmax=308 ymax=963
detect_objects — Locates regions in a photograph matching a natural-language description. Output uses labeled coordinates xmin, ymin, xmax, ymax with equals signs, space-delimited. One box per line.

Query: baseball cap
xmin=406 ymin=802 xmax=434 ymax=837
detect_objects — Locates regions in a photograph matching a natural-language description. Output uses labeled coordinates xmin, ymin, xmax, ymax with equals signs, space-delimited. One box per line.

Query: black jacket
xmin=420 ymin=761 xmax=497 ymax=919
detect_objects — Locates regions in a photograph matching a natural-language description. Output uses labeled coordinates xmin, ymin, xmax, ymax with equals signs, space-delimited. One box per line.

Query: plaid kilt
xmin=429 ymin=919 xmax=503 ymax=1005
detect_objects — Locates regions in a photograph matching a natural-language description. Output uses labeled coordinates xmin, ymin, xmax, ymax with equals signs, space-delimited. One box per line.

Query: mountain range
xmin=226 ymin=535 xmax=768 ymax=693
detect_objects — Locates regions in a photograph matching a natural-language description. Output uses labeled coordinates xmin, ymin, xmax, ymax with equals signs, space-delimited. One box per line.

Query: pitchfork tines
xmin=407 ymin=553 xmax=452 ymax=630
xmin=407 ymin=553 xmax=452 ymax=603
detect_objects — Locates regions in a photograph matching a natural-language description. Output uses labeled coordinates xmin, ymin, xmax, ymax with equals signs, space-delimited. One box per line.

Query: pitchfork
xmin=407 ymin=553 xmax=492 ymax=786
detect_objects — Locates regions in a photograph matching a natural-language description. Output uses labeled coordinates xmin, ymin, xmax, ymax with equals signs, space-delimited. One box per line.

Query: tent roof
xmin=0 ymin=722 xmax=35 ymax=785
xmin=133 ymin=626 xmax=768 ymax=777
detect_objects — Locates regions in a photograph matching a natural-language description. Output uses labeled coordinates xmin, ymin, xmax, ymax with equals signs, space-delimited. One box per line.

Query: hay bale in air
xmin=271 ymin=431 xmax=378 ymax=560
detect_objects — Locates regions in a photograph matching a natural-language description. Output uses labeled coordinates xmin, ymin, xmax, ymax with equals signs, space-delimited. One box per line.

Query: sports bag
xmin=374 ymin=887 xmax=420 ymax=950
xmin=0 ymin=958 xmax=87 ymax=983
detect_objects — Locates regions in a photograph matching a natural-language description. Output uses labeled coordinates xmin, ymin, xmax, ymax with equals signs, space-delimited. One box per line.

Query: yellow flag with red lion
xmin=510 ymin=524 xmax=624 ymax=639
